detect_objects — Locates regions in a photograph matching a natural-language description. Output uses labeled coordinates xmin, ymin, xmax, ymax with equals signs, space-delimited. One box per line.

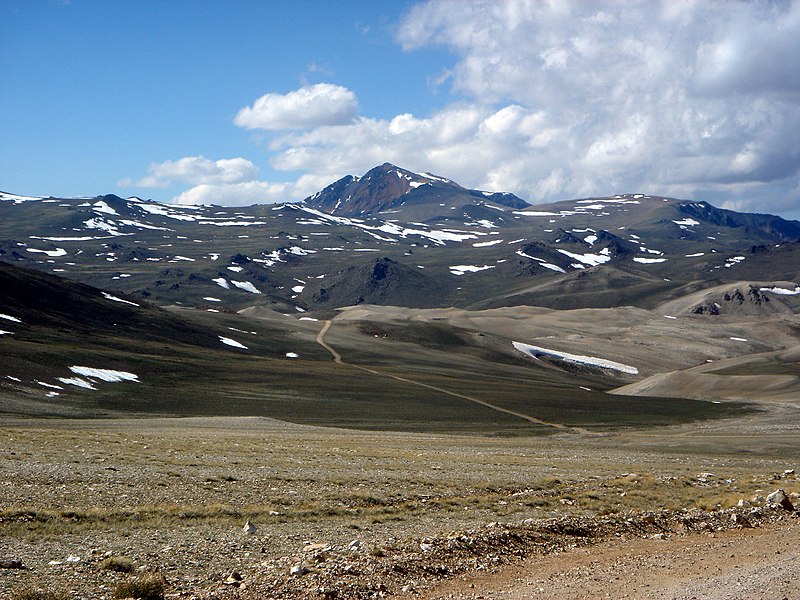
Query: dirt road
xmin=425 ymin=517 xmax=800 ymax=599
xmin=315 ymin=319 xmax=595 ymax=434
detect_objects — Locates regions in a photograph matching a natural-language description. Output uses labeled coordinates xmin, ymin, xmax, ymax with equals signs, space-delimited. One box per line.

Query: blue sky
xmin=3 ymin=0 xmax=800 ymax=219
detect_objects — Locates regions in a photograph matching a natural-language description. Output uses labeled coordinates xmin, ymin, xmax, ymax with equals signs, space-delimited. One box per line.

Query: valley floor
xmin=2 ymin=412 xmax=799 ymax=599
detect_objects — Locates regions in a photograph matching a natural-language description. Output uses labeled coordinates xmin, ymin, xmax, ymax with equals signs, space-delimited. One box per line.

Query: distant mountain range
xmin=1 ymin=163 xmax=799 ymax=315
xmin=2 ymin=163 xmax=800 ymax=426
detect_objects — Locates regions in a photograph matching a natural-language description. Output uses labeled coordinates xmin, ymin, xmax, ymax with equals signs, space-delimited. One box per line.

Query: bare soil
xmin=425 ymin=516 xmax=800 ymax=599
xmin=2 ymin=415 xmax=799 ymax=599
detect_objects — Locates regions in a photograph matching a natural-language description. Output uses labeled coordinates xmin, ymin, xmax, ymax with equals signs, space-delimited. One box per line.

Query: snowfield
xmin=512 ymin=341 xmax=639 ymax=375
xmin=760 ymin=285 xmax=800 ymax=296
xmin=69 ymin=366 xmax=139 ymax=383
xmin=450 ymin=265 xmax=496 ymax=276
xmin=219 ymin=336 xmax=248 ymax=349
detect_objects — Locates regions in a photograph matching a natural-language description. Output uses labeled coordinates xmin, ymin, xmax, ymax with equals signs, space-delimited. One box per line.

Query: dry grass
xmin=113 ymin=573 xmax=166 ymax=600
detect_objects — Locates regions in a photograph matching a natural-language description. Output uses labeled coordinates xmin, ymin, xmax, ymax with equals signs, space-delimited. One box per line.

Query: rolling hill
xmin=2 ymin=165 xmax=800 ymax=429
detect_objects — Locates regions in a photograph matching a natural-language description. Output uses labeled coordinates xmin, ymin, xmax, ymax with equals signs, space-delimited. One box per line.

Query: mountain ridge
xmin=2 ymin=167 xmax=800 ymax=314
xmin=303 ymin=163 xmax=529 ymax=219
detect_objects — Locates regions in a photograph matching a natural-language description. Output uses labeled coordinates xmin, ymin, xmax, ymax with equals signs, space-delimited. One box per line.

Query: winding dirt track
xmin=316 ymin=319 xmax=593 ymax=434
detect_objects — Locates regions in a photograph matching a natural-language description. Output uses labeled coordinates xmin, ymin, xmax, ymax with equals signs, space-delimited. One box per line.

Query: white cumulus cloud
xmin=171 ymin=181 xmax=291 ymax=206
xmin=126 ymin=156 xmax=259 ymax=188
xmin=387 ymin=0 xmax=800 ymax=213
xmin=234 ymin=83 xmax=358 ymax=131
xmin=126 ymin=1 xmax=800 ymax=217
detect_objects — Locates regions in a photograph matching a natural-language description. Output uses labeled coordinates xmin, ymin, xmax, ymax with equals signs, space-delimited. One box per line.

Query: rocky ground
xmin=2 ymin=416 xmax=798 ymax=599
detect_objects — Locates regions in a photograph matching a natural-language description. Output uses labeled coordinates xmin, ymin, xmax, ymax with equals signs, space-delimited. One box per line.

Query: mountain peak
xmin=303 ymin=164 xmax=528 ymax=218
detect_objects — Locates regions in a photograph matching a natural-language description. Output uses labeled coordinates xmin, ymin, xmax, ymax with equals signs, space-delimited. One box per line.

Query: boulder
xmin=767 ymin=489 xmax=795 ymax=511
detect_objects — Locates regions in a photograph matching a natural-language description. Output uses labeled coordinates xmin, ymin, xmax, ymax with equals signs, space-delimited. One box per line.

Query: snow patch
xmin=556 ymin=249 xmax=611 ymax=266
xmin=219 ymin=336 xmax=248 ymax=349
xmin=69 ymin=366 xmax=139 ymax=383
xmin=472 ymin=239 xmax=504 ymax=247
xmin=93 ymin=200 xmax=119 ymax=215
xmin=57 ymin=377 xmax=97 ymax=390
xmin=450 ymin=265 xmax=496 ymax=276
xmin=231 ymin=280 xmax=261 ymax=294
xmin=102 ymin=292 xmax=139 ymax=306
xmin=759 ymin=285 xmax=800 ymax=296
xmin=633 ymin=257 xmax=667 ymax=264
xmin=512 ymin=341 xmax=638 ymax=374
xmin=27 ymin=247 xmax=67 ymax=257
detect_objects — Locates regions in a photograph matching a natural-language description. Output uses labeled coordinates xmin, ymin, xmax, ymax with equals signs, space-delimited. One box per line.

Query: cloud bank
xmin=124 ymin=1 xmax=800 ymax=216
xmin=124 ymin=156 xmax=259 ymax=188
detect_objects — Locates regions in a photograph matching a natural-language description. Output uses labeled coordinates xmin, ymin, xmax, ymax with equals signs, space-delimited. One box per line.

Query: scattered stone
xmin=737 ymin=499 xmax=750 ymax=508
xmin=767 ymin=489 xmax=795 ymax=511
xmin=641 ymin=514 xmax=657 ymax=524
xmin=303 ymin=543 xmax=329 ymax=553
xmin=0 ymin=559 xmax=25 ymax=569
xmin=348 ymin=539 xmax=361 ymax=551
xmin=784 ymin=469 xmax=795 ymax=476
xmin=731 ymin=513 xmax=752 ymax=528
xmin=66 ymin=556 xmax=81 ymax=563
xmin=343 ymin=564 xmax=359 ymax=575
xmin=650 ymin=533 xmax=667 ymax=540
xmin=420 ymin=542 xmax=434 ymax=553
xmin=290 ymin=564 xmax=310 ymax=577
xmin=242 ymin=520 xmax=257 ymax=535
xmin=223 ymin=571 xmax=243 ymax=586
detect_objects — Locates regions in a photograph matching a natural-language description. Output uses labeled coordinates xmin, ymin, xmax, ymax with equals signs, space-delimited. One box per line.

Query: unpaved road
xmin=316 ymin=318 xmax=594 ymax=434
xmin=426 ymin=517 xmax=800 ymax=599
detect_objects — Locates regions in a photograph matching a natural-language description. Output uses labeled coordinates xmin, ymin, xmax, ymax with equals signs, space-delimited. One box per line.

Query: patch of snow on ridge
xmin=515 ymin=250 xmax=566 ymax=273
xmin=0 ymin=314 xmax=22 ymax=323
xmin=219 ymin=336 xmax=248 ymax=349
xmin=135 ymin=202 xmax=199 ymax=221
xmin=69 ymin=366 xmax=139 ymax=383
xmin=57 ymin=377 xmax=97 ymax=390
xmin=27 ymin=247 xmax=67 ymax=257
xmin=760 ymin=285 xmax=800 ymax=295
xmin=212 ymin=277 xmax=230 ymax=289
xmin=231 ymin=280 xmax=261 ymax=294
xmin=513 ymin=210 xmax=560 ymax=217
xmin=450 ymin=265 xmax=496 ymax=276
xmin=673 ymin=218 xmax=700 ymax=226
xmin=512 ymin=341 xmax=638 ymax=375
xmin=0 ymin=192 xmax=44 ymax=203
xmin=556 ymin=249 xmax=611 ymax=266
xmin=473 ymin=239 xmax=504 ymax=247
xmin=725 ymin=256 xmax=746 ymax=268
xmin=633 ymin=257 xmax=667 ymax=264
xmin=93 ymin=200 xmax=119 ymax=215
xmin=102 ymin=292 xmax=139 ymax=306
